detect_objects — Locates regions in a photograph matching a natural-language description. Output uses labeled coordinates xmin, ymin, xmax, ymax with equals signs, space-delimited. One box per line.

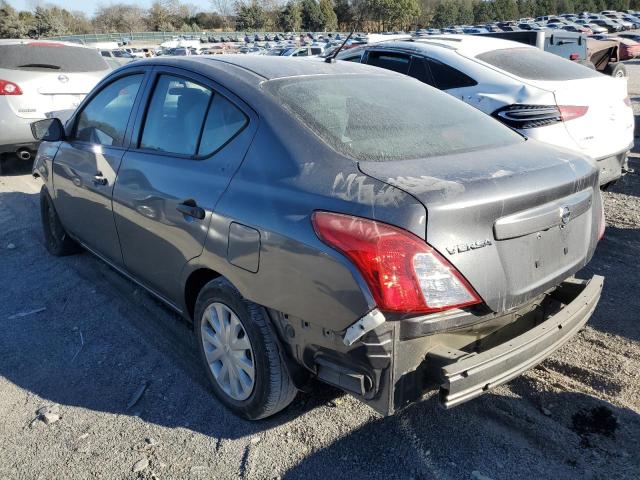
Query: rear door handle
xmin=177 ymin=200 xmax=205 ymax=220
xmin=93 ymin=171 xmax=108 ymax=186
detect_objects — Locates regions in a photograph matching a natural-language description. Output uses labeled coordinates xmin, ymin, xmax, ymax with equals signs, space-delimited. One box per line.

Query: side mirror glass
xmin=31 ymin=118 xmax=65 ymax=142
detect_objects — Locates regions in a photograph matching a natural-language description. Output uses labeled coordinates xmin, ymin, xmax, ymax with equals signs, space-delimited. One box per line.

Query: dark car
xmin=31 ymin=56 xmax=604 ymax=420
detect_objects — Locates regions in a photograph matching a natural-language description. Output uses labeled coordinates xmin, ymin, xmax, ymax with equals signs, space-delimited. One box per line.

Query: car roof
xmin=367 ymin=35 xmax=536 ymax=57
xmin=138 ymin=54 xmax=397 ymax=82
xmin=0 ymin=39 xmax=93 ymax=49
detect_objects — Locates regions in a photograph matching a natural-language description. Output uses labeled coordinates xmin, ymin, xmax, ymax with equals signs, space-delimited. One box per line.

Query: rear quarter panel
xmin=182 ymin=118 xmax=427 ymax=331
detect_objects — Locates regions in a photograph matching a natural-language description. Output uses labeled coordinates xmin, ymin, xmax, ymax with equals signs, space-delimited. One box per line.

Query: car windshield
xmin=475 ymin=47 xmax=601 ymax=81
xmin=263 ymin=74 xmax=523 ymax=162
xmin=0 ymin=43 xmax=109 ymax=72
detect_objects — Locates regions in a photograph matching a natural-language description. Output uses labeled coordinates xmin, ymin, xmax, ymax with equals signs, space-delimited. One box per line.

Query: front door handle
xmin=93 ymin=171 xmax=108 ymax=186
xmin=177 ymin=199 xmax=205 ymax=220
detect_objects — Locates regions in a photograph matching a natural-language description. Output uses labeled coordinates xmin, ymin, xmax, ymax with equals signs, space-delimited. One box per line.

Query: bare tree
xmin=210 ymin=0 xmax=233 ymax=30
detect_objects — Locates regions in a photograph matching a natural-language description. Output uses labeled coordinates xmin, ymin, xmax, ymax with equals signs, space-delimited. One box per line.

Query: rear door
xmin=0 ymin=42 xmax=110 ymax=120
xmin=112 ymin=67 xmax=257 ymax=305
xmin=53 ymin=69 xmax=148 ymax=265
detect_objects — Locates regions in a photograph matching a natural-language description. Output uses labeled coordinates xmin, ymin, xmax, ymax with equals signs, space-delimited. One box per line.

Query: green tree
xmin=516 ymin=0 xmax=535 ymax=17
xmin=301 ymin=0 xmax=324 ymax=30
xmin=34 ymin=6 xmax=68 ymax=37
xmin=278 ymin=0 xmax=303 ymax=30
xmin=235 ymin=0 xmax=268 ymax=30
xmin=334 ymin=0 xmax=355 ymax=29
xmin=319 ymin=0 xmax=338 ymax=30
xmin=474 ymin=0 xmax=496 ymax=23
xmin=458 ymin=1 xmax=474 ymax=24
xmin=494 ymin=0 xmax=518 ymax=20
xmin=0 ymin=1 xmax=27 ymax=38
xmin=431 ymin=0 xmax=457 ymax=27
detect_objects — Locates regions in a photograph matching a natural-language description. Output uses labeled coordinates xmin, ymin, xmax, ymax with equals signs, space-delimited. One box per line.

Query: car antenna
xmin=325 ymin=31 xmax=354 ymax=63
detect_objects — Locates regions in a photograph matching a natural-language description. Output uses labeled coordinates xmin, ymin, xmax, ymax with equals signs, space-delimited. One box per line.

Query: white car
xmin=0 ymin=40 xmax=111 ymax=173
xmin=339 ymin=35 xmax=634 ymax=186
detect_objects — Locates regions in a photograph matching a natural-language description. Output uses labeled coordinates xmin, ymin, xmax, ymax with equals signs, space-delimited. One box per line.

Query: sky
xmin=6 ymin=0 xmax=211 ymax=16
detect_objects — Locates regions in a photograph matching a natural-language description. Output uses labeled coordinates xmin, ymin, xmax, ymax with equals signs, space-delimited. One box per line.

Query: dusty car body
xmin=32 ymin=56 xmax=604 ymax=419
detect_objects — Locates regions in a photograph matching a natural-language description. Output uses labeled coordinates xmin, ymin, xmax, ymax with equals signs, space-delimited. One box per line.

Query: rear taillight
xmin=493 ymin=104 xmax=588 ymax=129
xmin=598 ymin=203 xmax=606 ymax=240
xmin=0 ymin=80 xmax=22 ymax=95
xmin=558 ymin=105 xmax=589 ymax=121
xmin=311 ymin=211 xmax=481 ymax=314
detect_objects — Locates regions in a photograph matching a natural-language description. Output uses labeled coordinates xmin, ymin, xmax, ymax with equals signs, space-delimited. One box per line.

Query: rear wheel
xmin=604 ymin=62 xmax=627 ymax=78
xmin=40 ymin=188 xmax=81 ymax=256
xmin=194 ymin=278 xmax=297 ymax=419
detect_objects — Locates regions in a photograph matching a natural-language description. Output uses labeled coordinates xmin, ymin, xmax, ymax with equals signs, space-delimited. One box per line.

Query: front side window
xmin=140 ymin=75 xmax=212 ymax=156
xmin=74 ymin=74 xmax=143 ymax=147
xmin=366 ymin=51 xmax=411 ymax=75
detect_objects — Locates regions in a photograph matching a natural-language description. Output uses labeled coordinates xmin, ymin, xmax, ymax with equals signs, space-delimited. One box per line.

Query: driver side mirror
xmin=31 ymin=118 xmax=65 ymax=142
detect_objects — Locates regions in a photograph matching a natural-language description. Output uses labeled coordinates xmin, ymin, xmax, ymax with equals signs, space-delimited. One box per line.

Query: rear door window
xmin=0 ymin=43 xmax=109 ymax=72
xmin=476 ymin=47 xmax=601 ymax=80
xmin=408 ymin=57 xmax=435 ymax=86
xmin=140 ymin=75 xmax=212 ymax=156
xmin=425 ymin=58 xmax=477 ymax=90
xmin=74 ymin=74 xmax=143 ymax=147
xmin=198 ymin=95 xmax=248 ymax=156
xmin=366 ymin=51 xmax=411 ymax=75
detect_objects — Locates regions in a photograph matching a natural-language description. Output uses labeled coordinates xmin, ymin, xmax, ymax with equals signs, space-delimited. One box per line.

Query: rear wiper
xmin=18 ymin=63 xmax=61 ymax=69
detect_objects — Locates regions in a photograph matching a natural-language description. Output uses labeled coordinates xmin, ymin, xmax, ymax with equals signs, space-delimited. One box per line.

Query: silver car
xmin=0 ymin=40 xmax=110 ymax=173
xmin=32 ymin=56 xmax=605 ymax=420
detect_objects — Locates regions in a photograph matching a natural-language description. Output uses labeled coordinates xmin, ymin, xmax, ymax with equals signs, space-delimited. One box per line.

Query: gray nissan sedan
xmin=31 ymin=56 xmax=605 ymax=419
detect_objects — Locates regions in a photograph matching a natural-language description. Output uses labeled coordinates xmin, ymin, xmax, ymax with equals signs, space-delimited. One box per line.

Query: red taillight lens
xmin=0 ymin=80 xmax=22 ymax=95
xmin=312 ymin=211 xmax=481 ymax=314
xmin=558 ymin=105 xmax=589 ymax=122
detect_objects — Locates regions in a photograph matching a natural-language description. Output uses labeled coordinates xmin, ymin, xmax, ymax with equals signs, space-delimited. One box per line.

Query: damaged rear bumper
xmin=432 ymin=275 xmax=603 ymax=408
xmin=309 ymin=275 xmax=603 ymax=416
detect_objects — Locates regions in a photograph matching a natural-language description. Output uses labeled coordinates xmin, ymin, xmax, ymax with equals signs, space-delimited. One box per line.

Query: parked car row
xmin=29 ymin=53 xmax=608 ymax=420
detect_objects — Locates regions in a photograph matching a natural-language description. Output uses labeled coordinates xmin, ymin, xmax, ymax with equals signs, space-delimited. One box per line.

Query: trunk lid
xmin=0 ymin=42 xmax=109 ymax=119
xmin=536 ymin=76 xmax=634 ymax=158
xmin=4 ymin=72 xmax=99 ymax=119
xmin=358 ymin=140 xmax=601 ymax=313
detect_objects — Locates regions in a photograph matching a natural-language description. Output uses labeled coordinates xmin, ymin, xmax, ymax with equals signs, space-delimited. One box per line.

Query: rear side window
xmin=141 ymin=75 xmax=212 ymax=156
xmin=0 ymin=43 xmax=108 ymax=72
xmin=476 ymin=47 xmax=601 ymax=80
xmin=408 ymin=58 xmax=435 ymax=86
xmin=198 ymin=94 xmax=247 ymax=156
xmin=366 ymin=52 xmax=411 ymax=75
xmin=74 ymin=75 xmax=143 ymax=147
xmin=426 ymin=58 xmax=477 ymax=90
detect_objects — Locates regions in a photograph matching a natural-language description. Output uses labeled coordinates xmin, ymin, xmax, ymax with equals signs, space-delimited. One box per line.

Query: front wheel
xmin=194 ymin=278 xmax=297 ymax=420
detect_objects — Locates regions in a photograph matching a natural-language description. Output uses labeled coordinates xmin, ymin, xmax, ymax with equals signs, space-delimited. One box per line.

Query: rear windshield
xmin=0 ymin=43 xmax=109 ymax=72
xmin=263 ymin=74 xmax=522 ymax=162
xmin=475 ymin=47 xmax=600 ymax=81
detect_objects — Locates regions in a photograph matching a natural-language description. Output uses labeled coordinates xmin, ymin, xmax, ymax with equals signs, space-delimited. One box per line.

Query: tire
xmin=40 ymin=187 xmax=81 ymax=256
xmin=604 ymin=62 xmax=627 ymax=78
xmin=194 ymin=278 xmax=297 ymax=420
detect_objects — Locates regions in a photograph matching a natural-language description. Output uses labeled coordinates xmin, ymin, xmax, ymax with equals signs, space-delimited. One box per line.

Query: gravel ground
xmin=1 ymin=68 xmax=640 ymax=480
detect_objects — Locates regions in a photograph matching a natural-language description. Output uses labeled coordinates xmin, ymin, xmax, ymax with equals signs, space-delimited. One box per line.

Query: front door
xmin=53 ymin=73 xmax=146 ymax=265
xmin=112 ymin=69 xmax=255 ymax=305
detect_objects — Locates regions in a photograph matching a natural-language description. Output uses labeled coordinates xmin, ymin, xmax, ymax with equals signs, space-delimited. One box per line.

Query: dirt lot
xmin=1 ymin=70 xmax=640 ymax=480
